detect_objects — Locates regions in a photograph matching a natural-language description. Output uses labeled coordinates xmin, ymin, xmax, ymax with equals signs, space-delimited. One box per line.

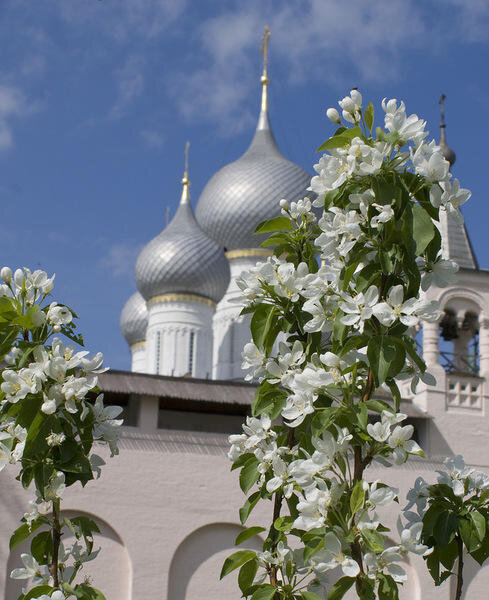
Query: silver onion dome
xmin=195 ymin=84 xmax=311 ymax=251
xmin=135 ymin=175 xmax=230 ymax=303
xmin=120 ymin=291 xmax=148 ymax=347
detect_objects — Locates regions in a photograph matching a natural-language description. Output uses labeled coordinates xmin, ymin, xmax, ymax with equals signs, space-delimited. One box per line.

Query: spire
xmin=255 ymin=26 xmax=273 ymax=132
xmin=436 ymin=96 xmax=477 ymax=269
xmin=180 ymin=141 xmax=190 ymax=205
xmin=243 ymin=26 xmax=281 ymax=157
xmin=260 ymin=25 xmax=271 ymax=113
xmin=439 ymin=94 xmax=456 ymax=166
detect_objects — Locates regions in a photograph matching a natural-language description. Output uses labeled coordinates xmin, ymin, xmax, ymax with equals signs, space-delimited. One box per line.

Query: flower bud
xmin=342 ymin=110 xmax=356 ymax=124
xmin=1 ymin=266 xmax=12 ymax=283
xmin=14 ymin=268 xmax=24 ymax=287
xmin=339 ymin=96 xmax=355 ymax=113
xmin=350 ymin=89 xmax=362 ymax=109
xmin=279 ymin=199 xmax=289 ymax=210
xmin=326 ymin=108 xmax=341 ymax=124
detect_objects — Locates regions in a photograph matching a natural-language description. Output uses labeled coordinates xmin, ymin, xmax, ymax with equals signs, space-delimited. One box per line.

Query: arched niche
xmin=5 ymin=510 xmax=131 ymax=600
xmin=168 ymin=522 xmax=263 ymax=600
xmin=460 ymin=553 xmax=489 ymax=598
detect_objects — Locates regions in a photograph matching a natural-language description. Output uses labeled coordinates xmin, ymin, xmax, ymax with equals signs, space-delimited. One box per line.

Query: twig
xmin=455 ymin=534 xmax=464 ymax=600
xmin=49 ymin=499 xmax=61 ymax=588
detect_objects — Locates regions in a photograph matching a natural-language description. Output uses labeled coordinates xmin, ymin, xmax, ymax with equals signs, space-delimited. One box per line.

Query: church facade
xmin=1 ymin=56 xmax=489 ymax=600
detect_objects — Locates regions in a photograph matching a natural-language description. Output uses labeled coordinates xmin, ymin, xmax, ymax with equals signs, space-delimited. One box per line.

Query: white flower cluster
xmin=1 ymin=338 xmax=103 ymax=413
xmin=321 ymin=92 xmax=470 ymax=226
xmin=1 ymin=267 xmax=74 ymax=332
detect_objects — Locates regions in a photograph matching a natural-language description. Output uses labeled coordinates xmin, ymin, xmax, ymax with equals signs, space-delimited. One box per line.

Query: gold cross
xmin=261 ymin=26 xmax=271 ymax=77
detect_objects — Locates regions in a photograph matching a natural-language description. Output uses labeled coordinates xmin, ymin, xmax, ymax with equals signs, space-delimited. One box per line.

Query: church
xmin=1 ymin=37 xmax=489 ymax=600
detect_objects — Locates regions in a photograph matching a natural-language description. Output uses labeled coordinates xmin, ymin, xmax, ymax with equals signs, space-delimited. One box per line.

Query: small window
xmin=188 ymin=331 xmax=195 ymax=376
xmin=155 ymin=331 xmax=161 ymax=374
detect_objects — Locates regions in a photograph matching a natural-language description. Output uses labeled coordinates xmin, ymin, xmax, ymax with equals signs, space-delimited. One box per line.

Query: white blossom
xmin=372 ymin=285 xmax=418 ymax=327
xmin=313 ymin=532 xmax=360 ymax=577
xmin=340 ymin=286 xmax=379 ymax=333
xmin=420 ymin=257 xmax=458 ymax=291
xmin=430 ymin=178 xmax=471 ymax=224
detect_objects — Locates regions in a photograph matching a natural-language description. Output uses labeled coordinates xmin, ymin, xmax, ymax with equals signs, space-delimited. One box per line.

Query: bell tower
xmin=401 ymin=96 xmax=489 ymax=465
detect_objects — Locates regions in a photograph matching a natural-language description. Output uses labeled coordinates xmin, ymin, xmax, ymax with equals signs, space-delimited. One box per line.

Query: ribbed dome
xmin=120 ymin=291 xmax=148 ymax=346
xmin=195 ymin=109 xmax=311 ymax=251
xmin=135 ymin=180 xmax=230 ymax=303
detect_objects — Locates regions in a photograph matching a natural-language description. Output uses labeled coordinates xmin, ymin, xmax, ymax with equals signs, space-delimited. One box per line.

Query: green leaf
xmin=470 ymin=510 xmax=486 ymax=542
xmin=460 ymin=518 xmax=481 ymax=553
xmin=22 ymin=587 xmax=54 ymax=600
xmin=250 ymin=584 xmax=277 ymax=600
xmin=240 ymin=456 xmax=260 ymax=494
xmin=73 ymin=584 xmax=107 ymax=599
xmin=327 ymin=576 xmax=355 ymax=600
xmin=317 ymin=126 xmax=363 ymax=152
xmin=31 ymin=531 xmax=52 ymax=564
xmin=274 ymin=515 xmax=295 ymax=532
xmin=362 ymin=529 xmax=385 ymax=553
xmin=255 ymin=216 xmax=292 ymax=234
xmin=350 ymin=481 xmax=365 ymax=514
xmin=252 ymin=381 xmax=287 ymax=419
xmin=412 ymin=204 xmax=435 ymax=254
xmin=303 ymin=536 xmax=324 ymax=562
xmin=235 ymin=526 xmax=266 ymax=546
xmin=301 ymin=592 xmax=323 ymax=600
xmin=23 ymin=412 xmax=58 ymax=459
xmin=239 ymin=491 xmax=261 ymax=525
xmin=434 ymin=511 xmax=459 ymax=547
xmin=368 ymin=335 xmax=405 ymax=385
xmin=378 ymin=574 xmax=399 ymax=600
xmin=364 ymin=101 xmax=374 ymax=132
xmin=10 ymin=518 xmax=44 ymax=551
xmin=365 ymin=399 xmax=395 ymax=414
xmin=238 ymin=558 xmax=258 ymax=595
xmin=220 ymin=550 xmax=256 ymax=579
xmin=251 ymin=303 xmax=278 ymax=353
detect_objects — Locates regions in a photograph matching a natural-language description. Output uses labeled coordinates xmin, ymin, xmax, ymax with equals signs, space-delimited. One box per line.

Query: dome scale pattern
xmin=120 ymin=291 xmax=148 ymax=346
xmin=135 ymin=181 xmax=230 ymax=304
xmin=196 ymin=110 xmax=311 ymax=251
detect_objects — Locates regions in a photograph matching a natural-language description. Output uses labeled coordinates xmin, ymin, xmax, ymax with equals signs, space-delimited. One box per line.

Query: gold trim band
xmin=130 ymin=341 xmax=146 ymax=352
xmin=148 ymin=293 xmax=216 ymax=308
xmin=226 ymin=248 xmax=272 ymax=260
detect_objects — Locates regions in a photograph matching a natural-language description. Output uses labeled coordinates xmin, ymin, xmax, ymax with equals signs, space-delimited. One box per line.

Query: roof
xmin=439 ymin=210 xmax=478 ymax=270
xmin=98 ymin=369 xmax=429 ymax=418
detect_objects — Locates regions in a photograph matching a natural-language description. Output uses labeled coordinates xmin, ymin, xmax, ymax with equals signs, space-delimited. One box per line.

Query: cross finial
xmin=180 ymin=141 xmax=190 ymax=204
xmin=261 ymin=26 xmax=271 ymax=78
xmin=260 ymin=26 xmax=271 ymax=112
xmin=439 ymin=94 xmax=447 ymax=146
xmin=183 ymin=141 xmax=190 ymax=180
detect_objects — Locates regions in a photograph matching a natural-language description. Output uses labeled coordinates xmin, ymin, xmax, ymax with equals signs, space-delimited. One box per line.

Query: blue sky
xmin=0 ymin=0 xmax=488 ymax=370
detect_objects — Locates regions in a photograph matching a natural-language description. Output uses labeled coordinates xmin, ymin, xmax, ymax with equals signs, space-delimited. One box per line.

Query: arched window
xmin=168 ymin=523 xmax=263 ymax=600
xmin=5 ymin=511 xmax=131 ymax=600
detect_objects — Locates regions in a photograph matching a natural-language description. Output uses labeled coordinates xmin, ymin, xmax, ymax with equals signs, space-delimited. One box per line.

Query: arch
xmin=5 ymin=510 xmax=131 ymax=600
xmin=438 ymin=287 xmax=484 ymax=314
xmin=168 ymin=522 xmax=263 ymax=600
xmin=462 ymin=552 xmax=489 ymax=598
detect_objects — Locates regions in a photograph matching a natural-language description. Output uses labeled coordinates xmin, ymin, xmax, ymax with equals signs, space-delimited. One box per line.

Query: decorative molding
xmin=225 ymin=248 xmax=272 ymax=260
xmin=130 ymin=341 xmax=146 ymax=352
xmin=148 ymin=293 xmax=216 ymax=308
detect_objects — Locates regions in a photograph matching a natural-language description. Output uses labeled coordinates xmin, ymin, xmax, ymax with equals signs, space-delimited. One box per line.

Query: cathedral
xmin=1 ymin=40 xmax=489 ymax=600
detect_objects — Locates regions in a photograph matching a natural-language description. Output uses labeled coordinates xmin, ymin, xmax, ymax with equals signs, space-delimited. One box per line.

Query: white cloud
xmin=174 ymin=0 xmax=486 ymax=132
xmin=56 ymin=0 xmax=186 ymax=42
xmin=109 ymin=55 xmax=144 ymax=120
xmin=140 ymin=129 xmax=164 ymax=147
xmin=0 ymin=85 xmax=34 ymax=151
xmin=99 ymin=242 xmax=142 ymax=278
